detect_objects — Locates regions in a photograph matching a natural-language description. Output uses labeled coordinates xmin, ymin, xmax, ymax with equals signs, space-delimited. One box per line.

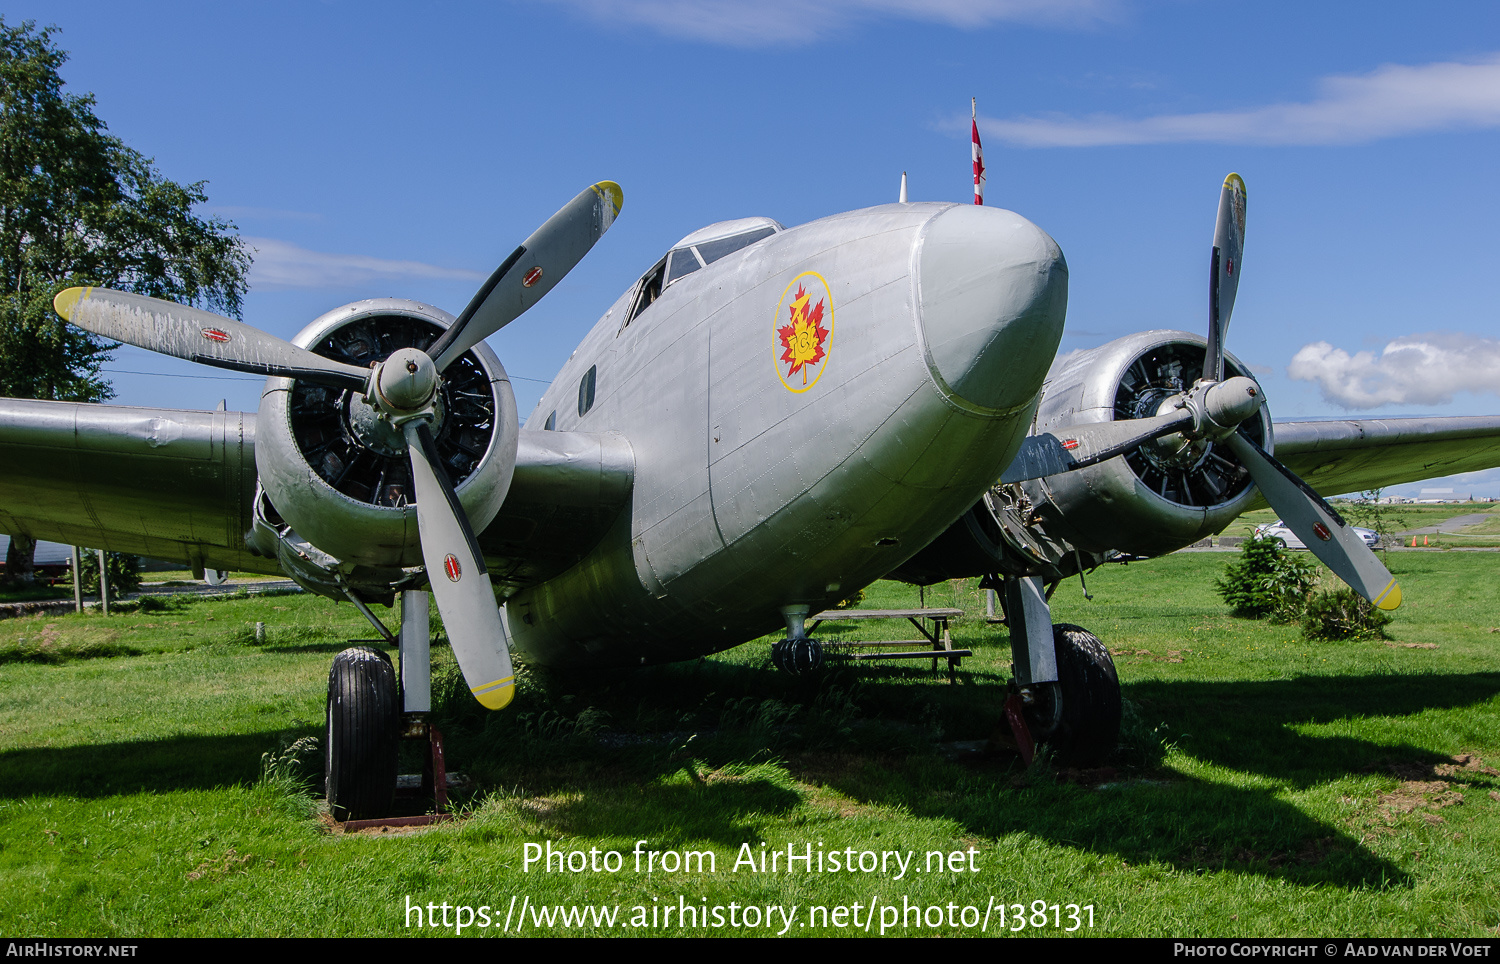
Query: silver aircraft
xmin=4 ymin=175 xmax=1499 ymax=817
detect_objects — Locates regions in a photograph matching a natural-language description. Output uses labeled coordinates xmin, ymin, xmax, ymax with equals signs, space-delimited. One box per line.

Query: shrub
xmin=1214 ymin=535 xmax=1317 ymax=619
xmin=1340 ymin=488 xmax=1406 ymax=552
xmin=66 ymin=550 xmax=143 ymax=596
xmin=1301 ymin=588 xmax=1393 ymax=641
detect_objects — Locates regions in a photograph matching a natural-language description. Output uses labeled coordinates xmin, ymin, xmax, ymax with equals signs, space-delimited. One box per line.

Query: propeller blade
xmin=54 ymin=287 xmax=371 ymax=392
xmin=1203 ymin=173 xmax=1247 ymax=382
xmin=429 ymin=181 xmax=623 ymax=372
xmin=1224 ymin=430 xmax=1401 ymax=611
xmin=1001 ymin=408 xmax=1193 ymax=484
xmin=403 ymin=420 xmax=516 ymax=710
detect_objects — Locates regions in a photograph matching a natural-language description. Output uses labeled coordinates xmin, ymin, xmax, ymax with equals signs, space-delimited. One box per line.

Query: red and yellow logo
xmin=774 ymin=271 xmax=834 ymax=392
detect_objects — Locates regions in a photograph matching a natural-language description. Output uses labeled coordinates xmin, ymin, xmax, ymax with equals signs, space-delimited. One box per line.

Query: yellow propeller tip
xmin=52 ymin=286 xmax=90 ymax=321
xmin=594 ymin=180 xmax=624 ymax=216
xmin=1374 ymin=580 xmax=1401 ymax=611
xmin=472 ymin=676 xmax=516 ymax=710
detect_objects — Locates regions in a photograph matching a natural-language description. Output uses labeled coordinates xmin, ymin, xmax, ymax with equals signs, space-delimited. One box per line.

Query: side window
xmin=543 ymin=410 xmax=556 ymax=431
xmin=577 ymin=365 xmax=596 ymax=417
xmin=624 ymin=258 xmax=667 ymax=329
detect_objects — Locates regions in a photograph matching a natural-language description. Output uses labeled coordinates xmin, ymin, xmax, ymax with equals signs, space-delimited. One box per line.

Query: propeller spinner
xmin=54 ymin=181 xmax=626 ymax=707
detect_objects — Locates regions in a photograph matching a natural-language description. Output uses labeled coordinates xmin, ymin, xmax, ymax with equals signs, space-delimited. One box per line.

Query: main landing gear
xmin=325 ymin=646 xmax=399 ymax=820
xmin=997 ymin=576 xmax=1121 ymax=767
xmin=325 ymin=589 xmax=452 ymax=822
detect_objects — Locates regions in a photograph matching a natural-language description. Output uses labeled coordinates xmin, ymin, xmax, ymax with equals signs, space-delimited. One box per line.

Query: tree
xmin=1214 ymin=534 xmax=1318 ymax=620
xmin=0 ymin=19 xmax=250 ymax=585
xmin=1341 ymin=488 xmax=1407 ymax=553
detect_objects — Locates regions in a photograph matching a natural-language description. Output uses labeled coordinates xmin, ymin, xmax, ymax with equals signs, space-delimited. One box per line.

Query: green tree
xmin=1341 ymin=488 xmax=1407 ymax=553
xmin=1214 ymin=535 xmax=1318 ymax=620
xmin=0 ymin=19 xmax=250 ymax=585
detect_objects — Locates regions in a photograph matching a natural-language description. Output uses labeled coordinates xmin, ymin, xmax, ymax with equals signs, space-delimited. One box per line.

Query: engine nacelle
xmin=1025 ymin=330 xmax=1270 ymax=555
xmin=893 ymin=330 xmax=1271 ymax=583
xmin=249 ymin=299 xmax=518 ymax=592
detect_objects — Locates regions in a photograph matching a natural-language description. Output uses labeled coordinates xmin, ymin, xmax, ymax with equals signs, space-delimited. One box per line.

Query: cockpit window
xmin=623 ymin=257 xmax=666 ymax=328
xmin=665 ymin=246 xmax=703 ymax=284
xmin=694 ymin=226 xmax=776 ymax=265
xmin=620 ymin=222 xmax=780 ymax=332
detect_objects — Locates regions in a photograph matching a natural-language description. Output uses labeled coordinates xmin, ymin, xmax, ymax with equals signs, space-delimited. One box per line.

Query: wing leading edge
xmin=0 ymin=401 xmax=636 ymax=595
xmin=1270 ymin=416 xmax=1500 ymax=499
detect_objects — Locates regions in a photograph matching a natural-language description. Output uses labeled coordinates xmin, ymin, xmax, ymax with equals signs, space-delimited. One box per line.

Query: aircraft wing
xmin=0 ymin=398 xmax=265 ymax=574
xmin=1270 ymin=416 xmax=1500 ymax=498
xmin=0 ymin=398 xmax=633 ymax=591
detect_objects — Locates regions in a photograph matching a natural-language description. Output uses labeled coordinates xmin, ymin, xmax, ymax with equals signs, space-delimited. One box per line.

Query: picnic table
xmin=807 ymin=607 xmax=970 ymax=676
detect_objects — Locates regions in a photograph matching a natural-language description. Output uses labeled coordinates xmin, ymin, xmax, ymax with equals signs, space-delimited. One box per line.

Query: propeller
xmin=54 ymin=180 xmax=626 ymax=706
xmin=1204 ymin=173 xmax=1246 ymax=382
xmin=1002 ymin=173 xmax=1400 ymax=611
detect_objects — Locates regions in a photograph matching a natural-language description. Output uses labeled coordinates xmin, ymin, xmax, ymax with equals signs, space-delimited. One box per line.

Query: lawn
xmin=2 ymin=551 xmax=1498 ymax=937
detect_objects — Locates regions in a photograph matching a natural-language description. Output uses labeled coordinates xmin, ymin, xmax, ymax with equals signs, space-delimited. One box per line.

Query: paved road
xmin=1398 ymin=512 xmax=1494 ymax=536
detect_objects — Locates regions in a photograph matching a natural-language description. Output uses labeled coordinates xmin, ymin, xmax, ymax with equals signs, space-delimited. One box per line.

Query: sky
xmin=9 ymin=0 xmax=1500 ymax=498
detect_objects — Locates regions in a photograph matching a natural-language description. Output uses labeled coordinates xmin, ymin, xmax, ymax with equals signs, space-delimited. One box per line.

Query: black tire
xmin=1023 ymin=624 xmax=1120 ymax=767
xmin=325 ymin=646 xmax=399 ymax=820
xmin=771 ymin=638 xmax=824 ymax=675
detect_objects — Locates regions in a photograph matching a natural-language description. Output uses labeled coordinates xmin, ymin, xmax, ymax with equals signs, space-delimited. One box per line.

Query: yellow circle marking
xmin=773 ymin=270 xmax=835 ymax=394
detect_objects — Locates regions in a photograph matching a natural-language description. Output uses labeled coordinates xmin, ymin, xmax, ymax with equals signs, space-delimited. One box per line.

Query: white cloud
xmin=245 ymin=237 xmax=486 ymax=291
xmin=1287 ymin=332 xmax=1500 ymax=409
xmin=542 ymin=0 xmax=1115 ymax=46
xmin=981 ymin=55 xmax=1500 ymax=147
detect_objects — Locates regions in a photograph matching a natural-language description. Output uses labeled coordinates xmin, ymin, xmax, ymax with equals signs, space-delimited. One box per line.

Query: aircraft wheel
xmin=771 ymin=637 xmax=824 ymax=675
xmin=1023 ymin=624 xmax=1120 ymax=767
xmin=325 ymin=646 xmax=399 ymax=820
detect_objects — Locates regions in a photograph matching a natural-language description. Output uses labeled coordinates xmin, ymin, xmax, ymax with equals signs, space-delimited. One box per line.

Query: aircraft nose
xmin=915 ymin=205 xmax=1067 ymax=413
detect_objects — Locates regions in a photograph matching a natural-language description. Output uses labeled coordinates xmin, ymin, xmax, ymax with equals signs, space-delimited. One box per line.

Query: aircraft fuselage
xmin=505 ymin=202 xmax=1068 ymax=666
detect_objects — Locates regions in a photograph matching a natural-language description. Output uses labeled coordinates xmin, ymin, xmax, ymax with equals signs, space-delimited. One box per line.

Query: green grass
xmin=3 ymin=555 xmax=1500 ymax=937
xmin=0 ymin=584 xmax=73 ymax=604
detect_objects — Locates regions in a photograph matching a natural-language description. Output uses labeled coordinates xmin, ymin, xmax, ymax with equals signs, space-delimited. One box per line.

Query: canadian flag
xmin=971 ymin=98 xmax=985 ymax=206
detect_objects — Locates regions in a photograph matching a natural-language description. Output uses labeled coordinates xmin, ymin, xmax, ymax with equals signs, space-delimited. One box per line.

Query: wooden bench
xmin=808 ymin=607 xmax=970 ymax=676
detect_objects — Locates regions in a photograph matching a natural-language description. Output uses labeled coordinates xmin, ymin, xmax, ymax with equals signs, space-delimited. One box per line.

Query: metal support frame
xmin=339 ymin=580 xmax=397 ymax=644
xmin=780 ymin=603 xmax=811 ymax=640
xmin=1003 ymin=575 xmax=1057 ymax=686
xmin=340 ymin=589 xmax=452 ymax=828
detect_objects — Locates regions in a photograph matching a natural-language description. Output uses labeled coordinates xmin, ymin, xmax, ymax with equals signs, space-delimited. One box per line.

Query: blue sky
xmin=11 ymin=0 xmax=1500 ymax=496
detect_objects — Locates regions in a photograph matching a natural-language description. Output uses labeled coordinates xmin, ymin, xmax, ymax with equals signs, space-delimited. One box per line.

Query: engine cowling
xmin=892 ymin=330 xmax=1271 ymax=583
xmin=249 ymin=299 xmax=518 ymax=593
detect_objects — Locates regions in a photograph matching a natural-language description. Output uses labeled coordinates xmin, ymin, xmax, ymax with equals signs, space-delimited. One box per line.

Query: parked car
xmin=1253 ymin=520 xmax=1380 ymax=550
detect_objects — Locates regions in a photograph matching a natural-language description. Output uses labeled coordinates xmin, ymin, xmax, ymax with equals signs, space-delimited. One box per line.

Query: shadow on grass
xmin=433 ymin=660 xmax=1500 ymax=891
xmin=8 ymin=650 xmax=1498 ymax=892
xmin=0 ymin=728 xmax=319 ymax=798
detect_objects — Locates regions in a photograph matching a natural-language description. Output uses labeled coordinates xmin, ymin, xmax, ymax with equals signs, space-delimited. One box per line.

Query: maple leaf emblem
xmin=777 ymin=284 xmax=829 ymax=384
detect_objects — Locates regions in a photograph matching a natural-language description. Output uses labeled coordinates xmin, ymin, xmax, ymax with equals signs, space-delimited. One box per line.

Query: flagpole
xmin=971 ymin=97 xmax=985 ymax=206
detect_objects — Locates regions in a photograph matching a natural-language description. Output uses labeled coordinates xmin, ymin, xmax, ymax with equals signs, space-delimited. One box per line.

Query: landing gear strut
xmin=770 ymin=603 xmax=824 ymax=674
xmin=999 ymin=576 xmax=1121 ymax=766
xmin=1021 ymin=625 xmax=1120 ymax=767
xmin=325 ymin=589 xmax=451 ymax=822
